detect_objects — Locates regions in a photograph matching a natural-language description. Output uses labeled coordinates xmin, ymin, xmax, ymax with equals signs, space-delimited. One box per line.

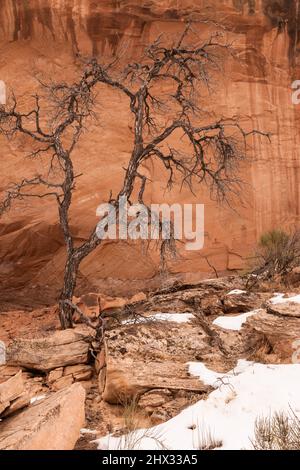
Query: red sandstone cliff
xmin=1 ymin=0 xmax=300 ymax=302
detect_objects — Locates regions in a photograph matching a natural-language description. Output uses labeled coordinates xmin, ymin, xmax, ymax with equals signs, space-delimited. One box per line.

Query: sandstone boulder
xmin=0 ymin=383 xmax=85 ymax=450
xmin=138 ymin=390 xmax=172 ymax=413
xmin=48 ymin=364 xmax=93 ymax=391
xmin=0 ymin=371 xmax=25 ymax=416
xmin=222 ymin=291 xmax=262 ymax=314
xmin=63 ymin=364 xmax=93 ymax=381
xmin=0 ymin=365 xmax=22 ymax=378
xmin=100 ymin=295 xmax=128 ymax=312
xmin=6 ymin=329 xmax=92 ymax=371
xmin=101 ymin=359 xmax=208 ymax=404
xmin=72 ymin=293 xmax=100 ymax=320
xmin=1 ymin=392 xmax=30 ymax=418
xmin=47 ymin=367 xmax=64 ymax=384
xmin=51 ymin=375 xmax=74 ymax=391
xmin=72 ymin=292 xmax=147 ymax=321
xmin=266 ymin=301 xmax=300 ymax=318
xmin=246 ymin=302 xmax=300 ymax=361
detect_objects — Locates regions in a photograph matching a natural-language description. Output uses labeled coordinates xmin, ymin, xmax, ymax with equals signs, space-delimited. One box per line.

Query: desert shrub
xmin=252 ymin=410 xmax=300 ymax=450
xmin=106 ymin=396 xmax=167 ymax=450
xmin=253 ymin=229 xmax=300 ymax=279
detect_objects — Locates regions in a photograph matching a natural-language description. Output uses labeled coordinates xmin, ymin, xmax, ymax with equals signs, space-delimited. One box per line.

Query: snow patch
xmin=96 ymin=361 xmax=300 ymax=450
xmin=80 ymin=428 xmax=98 ymax=435
xmin=212 ymin=309 xmax=260 ymax=331
xmin=270 ymin=293 xmax=300 ymax=305
xmin=30 ymin=395 xmax=46 ymax=404
xmin=227 ymin=289 xmax=247 ymax=296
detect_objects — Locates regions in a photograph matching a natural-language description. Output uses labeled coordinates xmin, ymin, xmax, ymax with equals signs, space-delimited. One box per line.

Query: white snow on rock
xmin=227 ymin=289 xmax=247 ymax=296
xmin=270 ymin=293 xmax=300 ymax=304
xmin=96 ymin=360 xmax=300 ymax=450
xmin=212 ymin=309 xmax=261 ymax=331
xmin=80 ymin=428 xmax=98 ymax=435
xmin=151 ymin=313 xmax=194 ymax=324
xmin=30 ymin=395 xmax=46 ymax=404
xmin=122 ymin=313 xmax=194 ymax=325
xmin=0 ymin=340 xmax=6 ymax=365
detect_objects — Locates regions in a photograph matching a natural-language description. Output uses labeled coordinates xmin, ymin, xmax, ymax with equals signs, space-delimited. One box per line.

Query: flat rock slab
xmin=246 ymin=308 xmax=300 ymax=360
xmin=0 ymin=383 xmax=85 ymax=450
xmin=0 ymin=371 xmax=24 ymax=404
xmin=266 ymin=301 xmax=300 ymax=318
xmin=6 ymin=328 xmax=92 ymax=371
xmin=0 ymin=371 xmax=24 ymax=416
xmin=101 ymin=359 xmax=209 ymax=404
xmin=1 ymin=392 xmax=30 ymax=418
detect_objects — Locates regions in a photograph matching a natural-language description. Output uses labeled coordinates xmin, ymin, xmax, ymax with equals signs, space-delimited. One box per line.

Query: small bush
xmin=253 ymin=229 xmax=300 ymax=279
xmin=252 ymin=410 xmax=300 ymax=450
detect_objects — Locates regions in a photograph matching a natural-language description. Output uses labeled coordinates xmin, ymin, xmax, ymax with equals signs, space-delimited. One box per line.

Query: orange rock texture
xmin=1 ymin=1 xmax=300 ymax=298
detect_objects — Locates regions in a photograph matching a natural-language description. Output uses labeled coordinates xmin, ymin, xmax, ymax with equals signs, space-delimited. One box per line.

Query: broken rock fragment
xmin=6 ymin=328 xmax=92 ymax=371
xmin=0 ymin=383 xmax=85 ymax=450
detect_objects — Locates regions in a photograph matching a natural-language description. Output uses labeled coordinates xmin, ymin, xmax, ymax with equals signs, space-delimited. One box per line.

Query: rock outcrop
xmin=6 ymin=328 xmax=92 ymax=371
xmin=246 ymin=301 xmax=300 ymax=361
xmin=101 ymin=358 xmax=209 ymax=405
xmin=0 ymin=383 xmax=85 ymax=450
xmin=98 ymin=313 xmax=219 ymax=409
xmin=0 ymin=371 xmax=29 ymax=417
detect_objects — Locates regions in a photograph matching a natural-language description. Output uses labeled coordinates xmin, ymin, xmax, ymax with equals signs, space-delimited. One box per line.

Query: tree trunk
xmin=59 ymin=254 xmax=79 ymax=329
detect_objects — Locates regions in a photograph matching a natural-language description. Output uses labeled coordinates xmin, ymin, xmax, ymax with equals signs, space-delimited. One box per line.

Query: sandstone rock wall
xmin=1 ymin=1 xmax=300 ymax=297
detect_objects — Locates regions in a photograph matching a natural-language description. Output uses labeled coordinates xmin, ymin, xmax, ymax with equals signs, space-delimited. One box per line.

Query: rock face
xmin=0 ymin=383 xmax=85 ymax=450
xmin=6 ymin=329 xmax=92 ymax=371
xmin=0 ymin=371 xmax=28 ymax=416
xmin=1 ymin=1 xmax=300 ymax=299
xmin=246 ymin=302 xmax=300 ymax=361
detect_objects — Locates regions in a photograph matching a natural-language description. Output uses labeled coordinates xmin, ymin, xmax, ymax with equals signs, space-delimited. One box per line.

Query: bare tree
xmin=0 ymin=24 xmax=269 ymax=329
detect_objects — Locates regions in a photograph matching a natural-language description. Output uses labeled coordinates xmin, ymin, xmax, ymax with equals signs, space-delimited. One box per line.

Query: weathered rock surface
xmin=266 ymin=301 xmax=300 ymax=318
xmin=105 ymin=320 xmax=209 ymax=362
xmin=72 ymin=291 xmax=147 ymax=320
xmin=0 ymin=371 xmax=26 ymax=416
xmin=1 ymin=392 xmax=30 ymax=418
xmin=99 ymin=316 xmax=218 ymax=406
xmin=222 ymin=291 xmax=264 ymax=314
xmin=246 ymin=303 xmax=300 ymax=360
xmin=6 ymin=329 xmax=92 ymax=371
xmin=50 ymin=364 xmax=93 ymax=391
xmin=47 ymin=367 xmax=64 ymax=383
xmin=64 ymin=364 xmax=93 ymax=381
xmin=1 ymin=2 xmax=300 ymax=302
xmin=0 ymin=383 xmax=86 ymax=450
xmin=119 ymin=279 xmax=264 ymax=320
xmin=0 ymin=371 xmax=24 ymax=405
xmin=101 ymin=359 xmax=209 ymax=405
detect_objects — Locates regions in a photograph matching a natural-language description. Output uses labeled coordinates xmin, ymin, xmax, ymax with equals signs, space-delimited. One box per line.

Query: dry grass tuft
xmin=252 ymin=409 xmax=300 ymax=450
